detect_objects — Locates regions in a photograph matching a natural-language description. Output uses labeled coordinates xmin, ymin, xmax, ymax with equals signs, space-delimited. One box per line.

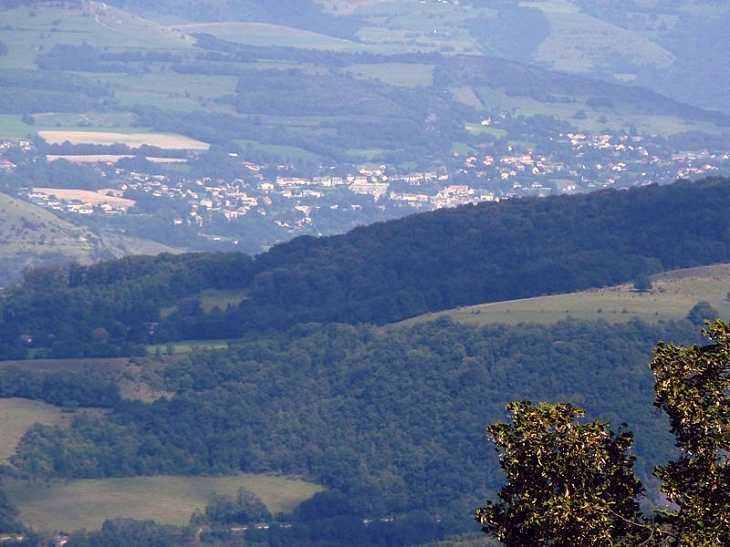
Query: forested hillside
xmin=0 ymin=176 xmax=727 ymax=359
xmin=7 ymin=318 xmax=703 ymax=545
xmin=0 ymin=175 xmax=728 ymax=544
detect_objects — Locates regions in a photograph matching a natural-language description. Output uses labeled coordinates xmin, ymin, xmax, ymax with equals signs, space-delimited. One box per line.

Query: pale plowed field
xmin=38 ymin=131 xmax=210 ymax=150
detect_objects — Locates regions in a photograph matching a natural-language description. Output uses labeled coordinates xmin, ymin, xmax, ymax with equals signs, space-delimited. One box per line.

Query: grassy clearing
xmin=0 ymin=399 xmax=68 ymax=462
xmin=197 ymin=288 xmax=247 ymax=312
xmin=146 ymin=340 xmax=231 ymax=356
xmin=160 ymin=288 xmax=247 ymax=319
xmin=102 ymin=72 xmax=239 ymax=107
xmin=6 ymin=474 xmax=324 ymax=531
xmin=464 ymin=122 xmax=507 ymax=138
xmin=33 ymin=112 xmax=139 ymax=130
xmin=234 ymin=140 xmax=320 ymax=162
xmin=173 ymin=22 xmax=366 ymax=51
xmin=451 ymin=142 xmax=478 ymax=156
xmin=396 ymin=264 xmax=730 ymax=328
xmin=342 ymin=63 xmax=435 ymax=88
xmin=0 ymin=115 xmax=35 ymax=140
xmin=347 ymin=148 xmax=392 ymax=160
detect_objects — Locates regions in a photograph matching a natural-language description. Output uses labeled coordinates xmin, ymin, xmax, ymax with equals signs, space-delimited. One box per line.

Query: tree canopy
xmin=651 ymin=319 xmax=730 ymax=546
xmin=475 ymin=401 xmax=648 ymax=546
xmin=477 ymin=320 xmax=730 ymax=546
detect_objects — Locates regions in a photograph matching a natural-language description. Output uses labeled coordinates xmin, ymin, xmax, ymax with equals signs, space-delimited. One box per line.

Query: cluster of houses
xmin=2 ymin=129 xmax=730 ymax=240
xmin=458 ymin=132 xmax=730 ymax=193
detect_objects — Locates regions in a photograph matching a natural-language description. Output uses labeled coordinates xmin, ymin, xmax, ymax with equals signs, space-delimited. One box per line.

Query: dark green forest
xmin=6 ymin=318 xmax=703 ymax=545
xmin=0 ymin=176 xmax=728 ymax=545
xmin=0 ymin=176 xmax=727 ymax=359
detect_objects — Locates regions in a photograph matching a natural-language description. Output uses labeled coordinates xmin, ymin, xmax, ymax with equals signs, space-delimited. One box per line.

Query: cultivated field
xmin=38 ymin=131 xmax=210 ymax=151
xmin=6 ymin=474 xmax=323 ymax=531
xmin=397 ymin=264 xmax=730 ymax=328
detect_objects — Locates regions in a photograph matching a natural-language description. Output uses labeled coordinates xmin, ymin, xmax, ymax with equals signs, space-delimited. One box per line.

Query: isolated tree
xmin=475 ymin=400 xmax=649 ymax=546
xmin=633 ymin=275 xmax=653 ymax=293
xmin=650 ymin=319 xmax=730 ymax=546
xmin=685 ymin=300 xmax=719 ymax=326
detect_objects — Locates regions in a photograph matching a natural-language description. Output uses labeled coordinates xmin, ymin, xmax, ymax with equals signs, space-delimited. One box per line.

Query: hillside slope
xmin=0 ymin=192 xmax=113 ymax=286
xmin=1 ymin=176 xmax=728 ymax=359
xmin=0 ymin=192 xmax=179 ymax=286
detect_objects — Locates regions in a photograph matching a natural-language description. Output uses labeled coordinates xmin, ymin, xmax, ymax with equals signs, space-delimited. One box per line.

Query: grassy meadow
xmin=0 ymin=398 xmax=68 ymax=462
xmin=0 ymin=115 xmax=35 ymax=141
xmin=397 ymin=264 xmax=730 ymax=328
xmin=0 ymin=4 xmax=193 ymax=71
xmin=172 ymin=21 xmax=366 ymax=51
xmin=342 ymin=63 xmax=435 ymax=88
xmin=533 ymin=0 xmax=674 ymax=73
xmin=5 ymin=474 xmax=324 ymax=531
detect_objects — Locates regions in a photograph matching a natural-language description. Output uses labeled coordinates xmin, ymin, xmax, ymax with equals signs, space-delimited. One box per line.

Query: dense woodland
xmin=0 ymin=176 xmax=727 ymax=544
xmin=5 ymin=318 xmax=703 ymax=545
xmin=0 ymin=176 xmax=727 ymax=359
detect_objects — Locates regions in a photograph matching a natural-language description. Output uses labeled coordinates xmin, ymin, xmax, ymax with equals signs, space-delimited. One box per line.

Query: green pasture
xmin=0 ymin=4 xmax=192 ymax=70
xmin=464 ymin=122 xmax=507 ymax=138
xmin=235 ymin=140 xmax=320 ymax=162
xmin=354 ymin=0 xmax=483 ymax=53
xmin=196 ymin=288 xmax=247 ymax=312
xmin=397 ymin=264 xmax=730 ymax=328
xmin=0 ymin=115 xmax=35 ymax=141
xmin=5 ymin=474 xmax=324 ymax=531
xmin=103 ymin=72 xmax=239 ymax=107
xmin=32 ymin=112 xmax=139 ymax=130
xmin=533 ymin=3 xmax=675 ymax=74
xmin=347 ymin=148 xmax=392 ymax=160
xmin=450 ymin=87 xmax=485 ymax=110
xmin=160 ymin=289 xmax=246 ymax=317
xmin=451 ymin=142 xmax=478 ymax=156
xmin=472 ymin=86 xmax=726 ymax=137
xmin=174 ymin=22 xmax=366 ymax=52
xmin=342 ymin=63 xmax=435 ymax=88
xmin=0 ymin=398 xmax=68 ymax=462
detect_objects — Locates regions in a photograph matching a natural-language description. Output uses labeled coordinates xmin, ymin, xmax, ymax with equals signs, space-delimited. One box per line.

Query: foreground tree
xmin=650 ymin=319 xmax=730 ymax=546
xmin=475 ymin=400 xmax=649 ymax=546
